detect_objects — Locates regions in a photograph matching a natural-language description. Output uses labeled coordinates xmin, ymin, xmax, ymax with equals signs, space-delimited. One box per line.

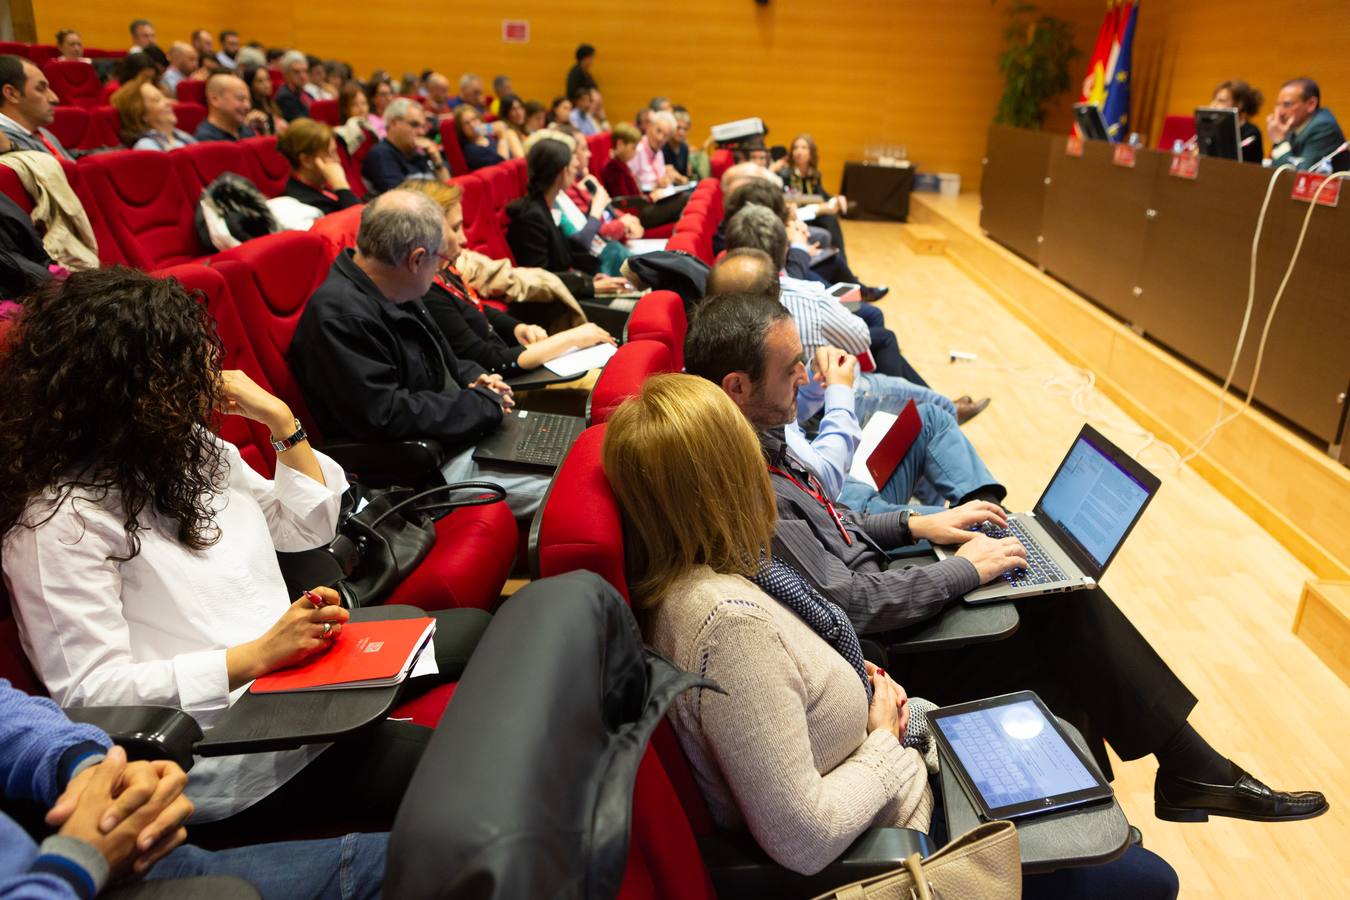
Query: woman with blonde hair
xmin=111 ymin=73 xmax=195 ymax=150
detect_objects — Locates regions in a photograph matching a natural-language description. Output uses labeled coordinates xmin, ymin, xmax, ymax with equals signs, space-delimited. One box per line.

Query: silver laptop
xmin=935 ymin=425 xmax=1161 ymax=604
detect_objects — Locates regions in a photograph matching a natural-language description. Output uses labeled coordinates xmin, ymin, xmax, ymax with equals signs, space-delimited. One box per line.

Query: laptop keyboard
xmin=513 ymin=414 xmax=578 ymax=466
xmin=975 ymin=518 xmax=1068 ymax=587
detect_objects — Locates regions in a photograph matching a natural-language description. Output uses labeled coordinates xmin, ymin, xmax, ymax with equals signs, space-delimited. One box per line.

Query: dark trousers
xmin=636 ymin=191 xmax=689 ymax=229
xmin=889 ymin=588 xmax=1196 ymax=763
xmin=851 ymin=303 xmax=929 ymax=387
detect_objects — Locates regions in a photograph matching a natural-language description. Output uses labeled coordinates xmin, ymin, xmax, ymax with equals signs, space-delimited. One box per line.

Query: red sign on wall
xmin=1112 ymin=144 xmax=1137 ymax=168
xmin=502 ymin=20 xmax=530 ymax=43
xmin=1290 ymin=171 xmax=1341 ymax=207
xmin=1065 ymin=136 xmax=1084 ymax=157
xmin=1168 ymin=154 xmax=1199 ymax=180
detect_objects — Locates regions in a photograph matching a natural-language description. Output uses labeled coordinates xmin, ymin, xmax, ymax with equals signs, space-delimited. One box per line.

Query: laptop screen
xmin=1037 ymin=433 xmax=1153 ymax=569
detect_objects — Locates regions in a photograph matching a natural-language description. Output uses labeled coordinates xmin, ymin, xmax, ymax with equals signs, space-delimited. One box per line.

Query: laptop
xmin=934 ymin=424 xmax=1161 ymax=604
xmin=472 ymin=410 xmax=585 ymax=470
xmin=930 ymin=691 xmax=1114 ymax=822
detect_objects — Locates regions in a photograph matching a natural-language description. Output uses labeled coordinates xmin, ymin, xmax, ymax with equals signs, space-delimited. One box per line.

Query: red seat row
xmin=666 ymin=178 xmax=724 ymax=264
xmin=0 ymin=41 xmax=123 ymax=66
xmin=47 ymin=102 xmax=206 ymax=152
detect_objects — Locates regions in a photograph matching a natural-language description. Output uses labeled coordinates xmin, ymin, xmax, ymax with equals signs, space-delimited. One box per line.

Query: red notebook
xmin=249 ymin=617 xmax=436 ymax=694
xmin=865 ymin=399 xmax=922 ymax=489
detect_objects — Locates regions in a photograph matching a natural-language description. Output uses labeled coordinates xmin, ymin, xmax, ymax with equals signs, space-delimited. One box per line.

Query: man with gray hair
xmin=423 ymin=72 xmax=452 ymax=115
xmin=489 ymin=74 xmax=513 ymax=115
xmin=451 ymin=73 xmax=485 ymax=113
xmin=363 ymin=97 xmax=448 ymax=193
xmin=292 ymin=190 xmax=550 ymax=516
xmin=275 ymin=49 xmax=312 ymax=121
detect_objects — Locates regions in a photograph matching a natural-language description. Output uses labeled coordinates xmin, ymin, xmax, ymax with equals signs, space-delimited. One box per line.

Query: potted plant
xmin=993 ymin=1 xmax=1078 ymax=129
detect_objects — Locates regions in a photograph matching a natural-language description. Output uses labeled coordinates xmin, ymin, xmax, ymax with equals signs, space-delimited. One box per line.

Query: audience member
xmin=507 ymin=138 xmax=629 ymax=299
xmin=365 ymin=77 xmax=394 ymax=138
xmin=115 ymin=51 xmax=163 ymax=91
xmin=1267 ymin=77 xmax=1347 ymax=171
xmin=324 ymin=59 xmax=350 ymax=97
xmin=128 ymin=18 xmax=156 ymax=53
xmin=590 ymin=89 xmax=611 ymax=131
xmin=0 ymin=56 xmax=71 ymax=159
xmin=0 ymin=268 xmax=481 ymax=831
xmin=363 ymin=97 xmax=448 ymax=192
xmin=602 ymin=122 xmax=643 ymax=196
xmin=489 ymin=74 xmax=513 ymax=115
xmin=217 ymin=29 xmax=241 ymax=71
xmin=235 ymin=46 xmax=266 ymax=70
xmin=404 ymin=180 xmax=614 ymax=378
xmin=454 ymin=104 xmax=509 ymax=171
xmin=279 ymin=118 xmax=360 ymax=215
xmin=305 ymin=56 xmax=335 ymax=101
xmin=1209 ymin=80 xmax=1264 ymax=164
xmin=275 ymin=50 xmax=313 ymax=122
xmin=680 ymin=291 xmax=1327 ymax=828
xmin=242 ymin=64 xmax=285 ymax=136
xmin=55 ymin=29 xmax=87 ymax=63
xmin=569 ymin=86 xmax=599 ymax=135
xmin=335 ymin=80 xmax=379 ymax=151
xmin=629 ymin=110 xmax=686 ymax=191
xmin=648 ymin=96 xmax=673 ymax=113
xmin=452 ymin=73 xmax=486 ymax=112
xmin=498 ymin=93 xmax=529 ymax=143
xmin=781 ymin=132 xmax=851 ymax=239
xmin=566 ymin=43 xmax=598 ymax=98
xmin=291 ymin=190 xmax=550 ymax=518
xmin=558 ymin=122 xmax=642 ymax=245
xmin=635 ymin=107 xmax=651 ymax=132
xmin=665 ymin=106 xmax=691 ymax=177
xmin=162 ymin=41 xmax=201 ymax=99
xmin=190 ymin=29 xmax=218 ymax=72
xmin=549 ymin=95 xmax=573 ymax=126
xmin=111 ymin=75 xmax=195 ymax=151
xmin=0 ymin=680 xmax=387 ymax=899
xmin=523 ymin=99 xmax=547 ymax=133
xmin=423 ymin=72 xmax=453 ymax=116
xmin=195 ymin=73 xmax=265 ymax=143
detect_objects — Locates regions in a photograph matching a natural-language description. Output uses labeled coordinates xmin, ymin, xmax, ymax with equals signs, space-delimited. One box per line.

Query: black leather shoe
xmin=861 ymin=284 xmax=889 ymax=302
xmin=1154 ymin=768 xmax=1329 ymax=823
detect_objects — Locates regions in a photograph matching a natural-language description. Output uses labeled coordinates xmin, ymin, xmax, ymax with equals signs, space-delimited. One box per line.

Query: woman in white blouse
xmin=0 ymin=269 xmax=474 ymax=831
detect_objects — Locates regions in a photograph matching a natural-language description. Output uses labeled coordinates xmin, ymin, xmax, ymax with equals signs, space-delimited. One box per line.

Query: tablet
xmin=930 ymin=691 xmax=1114 ymax=821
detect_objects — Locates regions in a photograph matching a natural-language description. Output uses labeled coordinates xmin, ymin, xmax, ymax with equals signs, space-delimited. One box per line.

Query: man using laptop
xmin=291 ymin=190 xmax=550 ymax=518
xmin=685 ymin=291 xmax=1326 ymax=825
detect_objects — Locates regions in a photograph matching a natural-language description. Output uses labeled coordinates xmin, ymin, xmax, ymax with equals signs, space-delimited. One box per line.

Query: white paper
xmin=796 ymin=204 xmax=819 ymax=222
xmin=848 ymin=412 xmax=898 ymax=490
xmin=543 ymin=342 xmax=619 ymax=376
xmin=626 ymin=238 xmax=669 ymax=255
xmin=408 ymin=643 xmax=439 ymax=680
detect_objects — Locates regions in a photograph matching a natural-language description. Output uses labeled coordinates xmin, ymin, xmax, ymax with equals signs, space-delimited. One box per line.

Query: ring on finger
xmin=322 ymin=621 xmax=333 ymax=638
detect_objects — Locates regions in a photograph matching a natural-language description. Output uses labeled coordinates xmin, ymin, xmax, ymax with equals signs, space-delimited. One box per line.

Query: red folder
xmin=866 ymin=400 xmax=922 ymax=489
xmin=249 ymin=617 xmax=435 ymax=694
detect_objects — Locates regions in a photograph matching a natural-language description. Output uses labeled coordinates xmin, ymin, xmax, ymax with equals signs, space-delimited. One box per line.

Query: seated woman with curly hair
xmin=0 ymin=268 xmax=488 ymax=835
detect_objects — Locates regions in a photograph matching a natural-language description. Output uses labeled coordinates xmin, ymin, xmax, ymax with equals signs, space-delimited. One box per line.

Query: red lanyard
xmin=435 ymin=268 xmax=483 ymax=314
xmin=38 ymin=133 xmax=62 ymax=158
xmin=768 ymin=465 xmax=853 ymax=546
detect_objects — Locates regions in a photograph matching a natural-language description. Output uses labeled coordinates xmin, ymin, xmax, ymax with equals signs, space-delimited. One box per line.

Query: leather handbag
xmin=335 ymin=481 xmax=506 ymax=608
xmin=812 ymin=821 xmax=1021 ymax=900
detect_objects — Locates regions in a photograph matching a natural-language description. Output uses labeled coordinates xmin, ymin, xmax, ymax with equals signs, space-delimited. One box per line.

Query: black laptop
xmin=472 ymin=410 xmax=585 ymax=470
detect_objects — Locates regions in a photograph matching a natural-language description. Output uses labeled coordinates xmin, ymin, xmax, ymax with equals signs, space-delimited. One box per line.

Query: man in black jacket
xmin=275 ymin=50 xmax=313 ymax=122
xmin=290 ymin=189 xmax=550 ymax=517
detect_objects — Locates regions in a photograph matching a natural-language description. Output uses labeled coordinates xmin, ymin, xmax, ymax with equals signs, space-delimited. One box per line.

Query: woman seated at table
xmin=1211 ymin=79 xmax=1264 ymax=164
xmin=0 ymin=269 xmax=483 ymax=834
xmin=506 ymin=138 xmax=630 ymax=300
xmin=278 ymin=118 xmax=361 ymax=215
xmin=242 ymin=64 xmax=285 ymax=136
xmin=453 ymin=104 xmax=520 ymax=171
xmin=603 ymin=374 xmax=1181 ymax=898
xmin=401 ymin=179 xmax=616 ymax=379
xmin=111 ymin=73 xmax=196 ymax=151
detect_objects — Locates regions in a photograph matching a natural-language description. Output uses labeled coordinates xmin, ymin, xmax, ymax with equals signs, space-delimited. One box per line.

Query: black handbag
xmin=334 ymin=481 xmax=507 ymax=608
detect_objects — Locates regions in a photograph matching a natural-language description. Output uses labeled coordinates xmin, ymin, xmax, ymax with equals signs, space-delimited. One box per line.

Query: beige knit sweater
xmin=646 ymin=566 xmax=933 ymax=875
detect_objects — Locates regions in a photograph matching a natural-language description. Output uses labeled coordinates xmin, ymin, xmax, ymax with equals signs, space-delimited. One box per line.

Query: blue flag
xmin=1103 ymin=1 xmax=1138 ymax=142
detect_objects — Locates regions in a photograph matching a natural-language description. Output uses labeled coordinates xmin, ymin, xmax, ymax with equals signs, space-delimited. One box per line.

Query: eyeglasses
xmin=433 ymin=251 xmax=455 ymax=271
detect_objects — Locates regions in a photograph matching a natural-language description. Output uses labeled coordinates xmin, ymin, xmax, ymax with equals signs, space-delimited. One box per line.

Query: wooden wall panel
xmin=32 ymin=0 xmax=1105 ymax=192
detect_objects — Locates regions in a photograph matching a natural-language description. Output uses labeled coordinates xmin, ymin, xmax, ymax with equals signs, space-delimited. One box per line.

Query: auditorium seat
xmin=586 ymin=340 xmax=675 ymax=426
xmin=25 ymin=44 xmax=59 ymax=66
xmin=89 ymin=105 xmax=123 ymax=147
xmin=78 ymin=149 xmax=206 ymax=268
xmin=0 ymin=167 xmax=34 ymax=214
xmin=175 ymin=78 xmax=206 ymax=106
xmin=43 ymin=59 xmax=102 ymax=108
xmin=309 ymin=203 xmax=364 ymax=257
xmin=172 ymin=139 xmax=263 ymax=201
xmin=530 ymin=423 xmax=626 ymax=595
xmin=587 ymin=131 xmax=612 ymax=179
xmin=624 ymin=291 xmax=688 ymax=369
xmin=308 ymin=98 xmax=339 ymax=126
xmin=46 ymin=105 xmax=89 ymax=152
xmin=1157 ymin=114 xmax=1197 ymax=151
xmin=437 ymin=119 xmax=471 ymax=177
xmin=172 ymin=101 xmax=207 ymax=137
xmin=710 ymin=149 xmax=733 ymax=181
xmin=335 ymin=140 xmax=369 ymax=200
xmin=0 ymin=41 xmax=28 ymax=58
xmin=268 ymin=69 xmax=284 ymax=96
xmin=82 ymin=48 xmax=124 ymax=60
xmin=241 ymin=136 xmax=292 ymax=196
xmin=454 ymin=172 xmax=514 ymax=262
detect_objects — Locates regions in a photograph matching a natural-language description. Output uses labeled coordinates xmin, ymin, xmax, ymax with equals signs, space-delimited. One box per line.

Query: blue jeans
xmin=839 ymin=399 xmax=1003 ymax=513
xmin=147 ymin=832 xmax=387 ymax=900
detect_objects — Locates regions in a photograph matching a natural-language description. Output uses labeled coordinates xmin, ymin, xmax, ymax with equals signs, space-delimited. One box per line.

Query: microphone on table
xmin=1308 ymin=141 xmax=1348 ymax=174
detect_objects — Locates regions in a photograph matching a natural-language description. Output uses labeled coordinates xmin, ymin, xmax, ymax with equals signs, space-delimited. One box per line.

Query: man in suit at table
xmin=1267 ymin=77 xmax=1348 ymax=171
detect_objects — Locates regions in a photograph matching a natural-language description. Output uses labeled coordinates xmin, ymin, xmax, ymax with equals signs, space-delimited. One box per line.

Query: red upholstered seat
xmin=532 ymin=424 xmax=626 ymax=598
xmin=98 ymin=82 xmax=118 ymax=105
xmin=586 ymin=340 xmax=675 ymax=426
xmin=83 ymin=48 xmax=124 ymax=60
xmin=0 ymin=41 xmax=29 ymax=57
xmin=0 ymin=167 xmax=33 ymax=213
xmin=309 ymin=203 xmax=364 ymax=257
xmin=172 ymin=140 xmax=263 ymax=200
xmin=504 ymin=157 xmax=527 ymax=193
xmin=47 ymin=105 xmax=89 ymax=150
xmin=42 ymin=59 xmax=102 ymax=108
xmin=666 ymin=233 xmax=699 ymax=257
xmin=175 ymin=79 xmax=206 ymax=106
xmin=1157 ymin=114 xmax=1197 ymax=150
xmin=308 ymin=98 xmax=339 ymax=126
xmin=337 ymin=137 xmax=370 ymax=199
xmin=268 ymin=69 xmax=284 ymax=96
xmin=241 ymin=136 xmax=291 ymax=196
xmin=587 ymin=131 xmax=612 ymax=179
xmin=710 ymin=149 xmax=733 ymax=181
xmin=619 ymin=746 xmax=718 ymax=900
xmin=624 ymin=291 xmax=687 ymax=370
xmin=438 ymin=118 xmax=470 ymax=177
xmin=25 ymin=45 xmax=60 ymax=65
xmin=85 ymin=106 xmax=123 ymax=150
xmin=454 ymin=173 xmax=514 ymax=262
xmin=78 ymin=149 xmax=206 ymax=268
xmin=172 ymin=102 xmax=207 ymax=137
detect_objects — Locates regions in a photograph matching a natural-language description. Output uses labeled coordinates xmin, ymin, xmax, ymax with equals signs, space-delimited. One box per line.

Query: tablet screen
xmin=936 ymin=698 xmax=1100 ymax=814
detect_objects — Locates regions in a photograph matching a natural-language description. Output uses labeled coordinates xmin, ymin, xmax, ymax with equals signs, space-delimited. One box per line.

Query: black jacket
xmin=275 ymin=85 xmax=310 ymax=122
xmin=281 ymin=176 xmax=361 ymax=216
xmin=565 ymin=64 xmax=598 ymax=100
xmin=290 ymin=250 xmax=503 ymax=451
xmin=506 ymin=195 xmax=597 ymax=298
xmin=422 ymin=276 xmax=527 ymax=377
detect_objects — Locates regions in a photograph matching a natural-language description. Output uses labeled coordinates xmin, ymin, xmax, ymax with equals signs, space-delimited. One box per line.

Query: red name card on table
xmin=1168 ymin=154 xmax=1199 ymax=180
xmin=250 ymin=617 xmax=435 ymax=693
xmin=1290 ymin=172 xmax=1341 ymax=207
xmin=1112 ymin=144 xmax=1137 ymax=168
xmin=1066 ymin=136 xmax=1084 ymax=157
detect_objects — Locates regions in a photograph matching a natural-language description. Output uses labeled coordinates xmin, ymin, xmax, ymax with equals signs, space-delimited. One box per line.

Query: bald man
xmin=194 ymin=73 xmax=267 ymax=141
xmin=163 ymin=42 xmax=201 ymax=99
xmin=423 ymin=72 xmax=452 ymax=116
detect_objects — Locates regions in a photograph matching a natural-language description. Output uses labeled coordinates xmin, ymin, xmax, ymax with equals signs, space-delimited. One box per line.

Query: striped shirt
xmin=778 ymin=273 xmax=871 ymax=358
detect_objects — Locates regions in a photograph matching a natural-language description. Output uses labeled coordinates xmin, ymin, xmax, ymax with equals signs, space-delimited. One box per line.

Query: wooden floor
xmin=843 ymin=218 xmax=1350 ymax=897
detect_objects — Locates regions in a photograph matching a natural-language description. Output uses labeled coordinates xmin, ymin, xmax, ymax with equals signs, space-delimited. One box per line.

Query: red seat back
xmin=1157 ymin=114 xmax=1197 ymax=150
xmin=0 ymin=41 xmax=29 ymax=57
xmin=710 ymin=149 xmax=733 ymax=181
xmin=47 ymin=105 xmax=90 ymax=152
xmin=625 ymin=291 xmax=687 ymax=370
xmin=587 ymin=340 xmax=675 ymax=426
xmin=86 ymin=106 xmax=123 ymax=149
xmin=268 ymin=69 xmax=284 ymax=96
xmin=43 ymin=59 xmax=102 ymax=108
xmin=0 ymin=167 xmax=34 ymax=213
xmin=309 ymin=203 xmax=364 ymax=257
xmin=620 ymin=745 xmax=718 ymax=900
xmin=171 ymin=140 xmax=261 ymax=200
xmin=336 ymin=138 xmax=369 ymax=199
xmin=241 ymin=136 xmax=291 ymax=196
xmin=83 ymin=48 xmax=124 ymax=60
xmin=454 ymin=173 xmax=514 ymax=262
xmin=172 ymin=102 xmax=207 ymax=137
xmin=588 ymin=131 xmax=612 ymax=179
xmin=209 ymin=231 xmax=338 ymax=436
xmin=308 ymin=98 xmax=339 ymax=126
xmin=26 ymin=45 xmax=60 ymax=66
xmin=175 ymin=79 xmax=206 ymax=106
xmin=531 ymin=424 xmax=627 ymax=598
xmin=437 ymin=118 xmax=470 ymax=177
xmin=78 ymin=149 xmax=205 ymax=268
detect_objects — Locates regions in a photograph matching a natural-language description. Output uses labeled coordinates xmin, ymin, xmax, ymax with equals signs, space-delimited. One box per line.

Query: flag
xmin=1102 ymin=1 xmax=1139 ymax=142
xmin=1078 ymin=1 xmax=1119 ymax=113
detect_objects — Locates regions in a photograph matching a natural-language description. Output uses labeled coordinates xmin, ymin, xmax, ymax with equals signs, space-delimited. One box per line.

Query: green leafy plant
xmin=993 ymin=1 xmax=1079 ymax=129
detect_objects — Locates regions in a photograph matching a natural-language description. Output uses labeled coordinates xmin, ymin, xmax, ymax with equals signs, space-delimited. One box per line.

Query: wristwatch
xmin=899 ymin=508 xmax=919 ymax=545
xmin=270 ymin=418 xmax=308 ymax=454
